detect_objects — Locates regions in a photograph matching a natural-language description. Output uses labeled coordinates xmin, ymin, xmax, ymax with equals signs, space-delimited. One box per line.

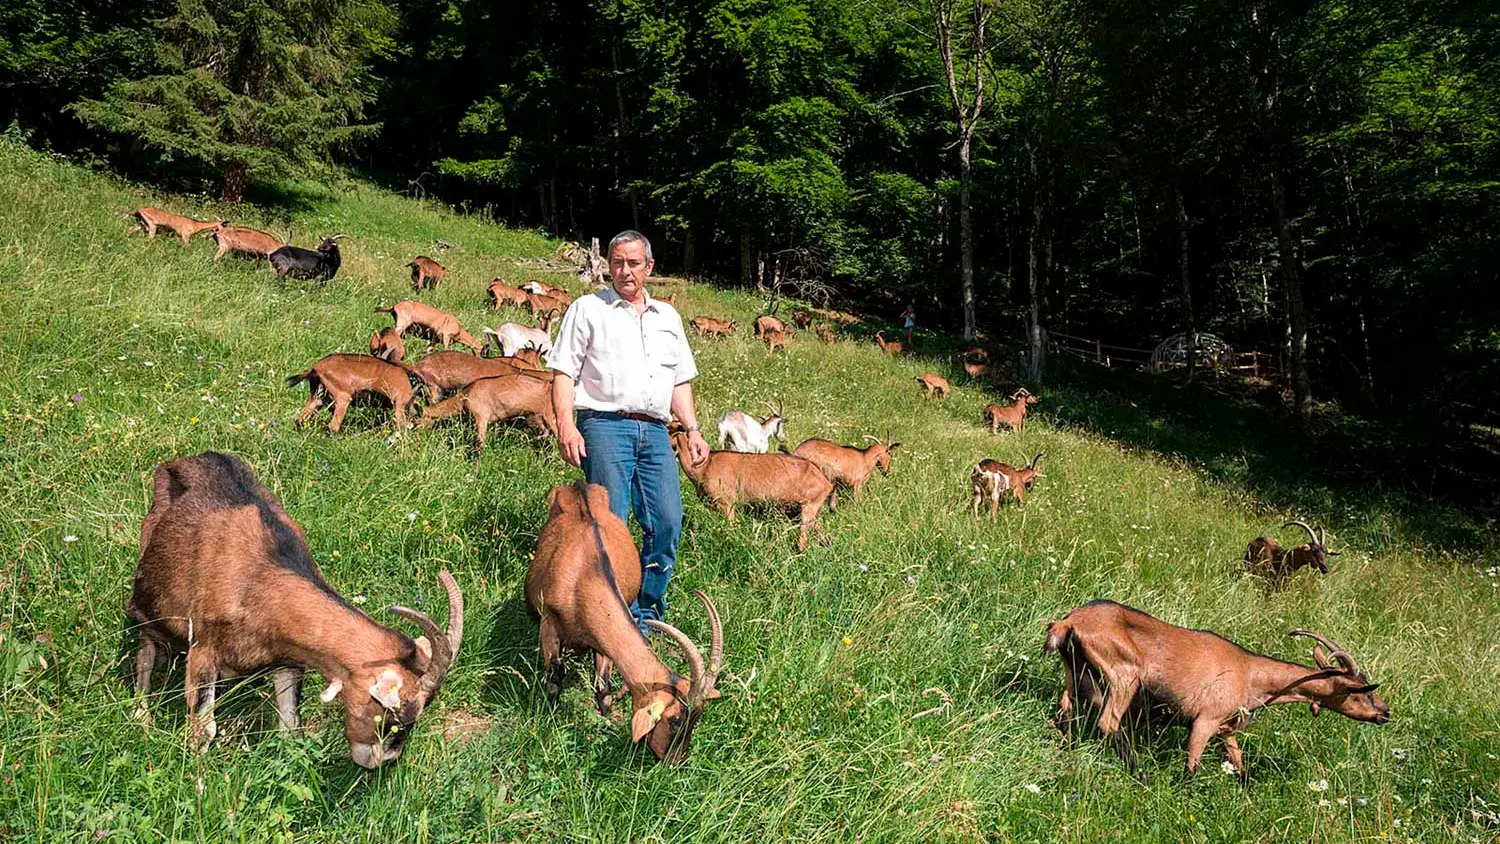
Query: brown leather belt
xmin=578 ymin=409 xmax=664 ymax=424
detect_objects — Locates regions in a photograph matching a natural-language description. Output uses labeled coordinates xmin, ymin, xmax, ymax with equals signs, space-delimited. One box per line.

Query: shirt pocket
xmin=652 ymin=328 xmax=682 ymax=371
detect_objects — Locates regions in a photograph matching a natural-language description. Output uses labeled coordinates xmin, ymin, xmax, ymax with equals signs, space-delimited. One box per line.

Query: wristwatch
xmin=685 ymin=425 xmax=701 ymax=433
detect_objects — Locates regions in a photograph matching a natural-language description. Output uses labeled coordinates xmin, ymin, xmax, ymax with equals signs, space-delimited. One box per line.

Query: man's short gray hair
xmin=609 ymin=230 xmax=653 ymax=262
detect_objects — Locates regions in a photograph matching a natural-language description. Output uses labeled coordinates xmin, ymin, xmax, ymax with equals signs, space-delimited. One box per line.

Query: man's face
xmin=610 ymin=240 xmax=653 ymax=300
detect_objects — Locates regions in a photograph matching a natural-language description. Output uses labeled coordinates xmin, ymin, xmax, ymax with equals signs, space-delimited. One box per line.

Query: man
xmin=548 ymin=230 xmax=711 ymax=635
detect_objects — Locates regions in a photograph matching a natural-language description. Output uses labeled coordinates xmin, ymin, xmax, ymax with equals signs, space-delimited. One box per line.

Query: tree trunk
xmin=739 ymin=228 xmax=752 ymax=286
xmin=221 ymin=161 xmax=249 ymax=204
xmin=682 ymin=228 xmax=696 ymax=275
xmin=959 ymin=133 xmax=976 ymax=340
xmin=1176 ymin=187 xmax=1196 ymax=385
xmin=1270 ymin=163 xmax=1314 ymax=423
xmin=1026 ymin=145 xmax=1044 ymax=382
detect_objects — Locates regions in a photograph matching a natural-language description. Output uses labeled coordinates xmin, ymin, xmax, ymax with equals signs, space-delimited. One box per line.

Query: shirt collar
xmin=601 ymin=284 xmax=657 ymax=312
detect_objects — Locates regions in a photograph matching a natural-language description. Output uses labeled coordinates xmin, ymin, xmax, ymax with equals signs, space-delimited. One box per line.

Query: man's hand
xmin=687 ymin=429 xmax=710 ymax=466
xmin=559 ymin=422 xmax=587 ymax=467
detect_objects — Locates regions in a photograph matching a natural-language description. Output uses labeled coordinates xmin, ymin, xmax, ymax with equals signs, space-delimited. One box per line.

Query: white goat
xmin=520 ymin=281 xmax=552 ymax=295
xmin=484 ymin=310 xmax=557 ymax=358
xmin=716 ymin=403 xmax=786 ymax=453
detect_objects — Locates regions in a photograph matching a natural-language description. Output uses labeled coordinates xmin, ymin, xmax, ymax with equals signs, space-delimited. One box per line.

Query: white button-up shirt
xmin=547 ymin=286 xmax=698 ymax=421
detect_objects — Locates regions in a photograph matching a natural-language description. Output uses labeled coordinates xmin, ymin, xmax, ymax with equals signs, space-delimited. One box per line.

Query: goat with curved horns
xmin=1245 ymin=520 xmax=1339 ymax=581
xmin=527 ymin=482 xmax=724 ymax=763
xmin=128 ymin=452 xmax=463 ymax=769
xmin=1044 ymin=600 xmax=1388 ymax=779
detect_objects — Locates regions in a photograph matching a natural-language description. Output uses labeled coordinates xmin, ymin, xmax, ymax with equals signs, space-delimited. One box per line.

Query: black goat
xmin=270 ymin=234 xmax=346 ymax=283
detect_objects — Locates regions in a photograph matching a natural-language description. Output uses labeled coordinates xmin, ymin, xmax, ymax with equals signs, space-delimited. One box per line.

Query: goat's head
xmin=634 ymin=590 xmax=725 ymax=764
xmin=1284 ymin=520 xmax=1337 ymax=573
xmin=324 ymin=570 xmax=464 ymax=769
xmin=318 ymin=234 xmax=347 ymax=253
xmin=1287 ymin=630 xmax=1390 ymax=724
xmin=1012 ymin=388 xmax=1037 ymax=407
xmin=538 ymin=308 xmax=560 ymax=331
xmin=1015 ymin=452 xmax=1044 ymax=491
xmin=863 ymin=434 xmax=901 ymax=475
xmin=761 ymin=401 xmax=787 ymax=440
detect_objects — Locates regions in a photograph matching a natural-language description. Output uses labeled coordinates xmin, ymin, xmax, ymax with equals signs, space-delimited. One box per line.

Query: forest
xmin=4 ymin=0 xmax=1497 ymax=438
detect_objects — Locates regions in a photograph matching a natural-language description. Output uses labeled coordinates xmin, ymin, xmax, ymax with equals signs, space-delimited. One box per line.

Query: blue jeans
xmin=577 ymin=411 xmax=684 ymax=635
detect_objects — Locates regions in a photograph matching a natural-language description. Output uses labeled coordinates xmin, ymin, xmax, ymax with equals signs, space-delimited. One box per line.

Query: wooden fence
xmin=1047 ymin=328 xmax=1282 ymax=379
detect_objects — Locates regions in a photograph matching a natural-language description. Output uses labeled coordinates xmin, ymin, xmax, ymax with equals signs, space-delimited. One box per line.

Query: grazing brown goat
xmin=287 ymin=354 xmax=421 ymax=432
xmin=982 ymin=388 xmax=1037 ymax=433
xmin=670 ymin=429 xmax=833 ymax=551
xmin=406 ymin=350 xmax=536 ymax=401
xmin=1044 ymin=600 xmax=1389 ymax=778
xmin=408 ymin=256 xmax=448 ymax=291
xmin=962 ymin=359 xmax=992 ymax=379
xmin=527 ymin=482 xmax=724 ymax=763
xmin=132 ymin=207 xmax=226 ymax=245
xmin=369 ymin=327 xmax=406 ymax=363
xmin=916 ymin=373 xmax=950 ymax=399
xmin=521 ymin=280 xmax=573 ymax=306
xmin=874 ymin=331 xmax=906 ymax=355
xmin=690 ymin=316 xmax=737 ymax=338
xmin=128 ymin=452 xmax=463 ymax=768
xmin=525 ymin=291 xmax=570 ymax=317
xmin=970 ymin=453 xmax=1044 ymax=517
xmin=509 ymin=347 xmax=545 ymax=369
xmin=754 ymin=315 xmax=787 ymax=338
xmin=1245 ymin=521 xmax=1339 ymax=582
xmin=764 ymin=326 xmax=788 ymax=355
xmin=791 ymin=436 xmax=900 ymax=511
xmin=212 ymin=225 xmax=285 ymax=261
xmin=815 ymin=323 xmax=837 ymax=344
xmin=376 ymin=301 xmax=483 ymax=353
xmin=418 ymin=373 xmax=558 ymax=448
xmin=792 ymin=309 xmax=813 ymax=329
xmin=488 ymin=279 xmax=532 ymax=310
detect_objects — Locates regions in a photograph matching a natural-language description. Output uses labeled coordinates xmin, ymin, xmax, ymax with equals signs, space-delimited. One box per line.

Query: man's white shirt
xmin=547 ymin=286 xmax=697 ymax=422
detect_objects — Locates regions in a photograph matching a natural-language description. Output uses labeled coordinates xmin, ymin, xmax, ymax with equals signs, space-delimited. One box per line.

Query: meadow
xmin=1 ymin=137 xmax=1496 ymax=842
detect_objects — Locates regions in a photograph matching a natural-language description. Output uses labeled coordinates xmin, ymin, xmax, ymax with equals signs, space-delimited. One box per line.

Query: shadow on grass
xmin=1037 ymin=356 xmax=1496 ymax=555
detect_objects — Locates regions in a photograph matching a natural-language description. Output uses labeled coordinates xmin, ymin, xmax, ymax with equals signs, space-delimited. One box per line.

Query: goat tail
xmin=285 ymin=369 xmax=313 ymax=387
xmin=373 ymin=305 xmax=396 ymax=314
xmin=1043 ymin=617 xmax=1075 ymax=656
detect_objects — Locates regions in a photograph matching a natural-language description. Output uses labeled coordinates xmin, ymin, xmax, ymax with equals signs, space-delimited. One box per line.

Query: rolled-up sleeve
xmin=547 ymin=300 xmax=590 ymax=381
xmin=672 ymin=316 xmax=698 ymax=384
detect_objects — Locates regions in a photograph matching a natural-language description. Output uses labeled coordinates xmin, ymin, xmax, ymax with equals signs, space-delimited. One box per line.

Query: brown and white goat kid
xmin=716 ymin=403 xmax=787 ymax=453
xmin=418 ymin=372 xmax=558 ymax=449
xmin=376 ymin=300 xmax=484 ymax=353
xmin=970 ymin=453 xmax=1044 ymax=517
xmin=671 ymin=429 xmax=833 ymax=552
xmin=132 ymin=207 xmax=226 ymax=245
xmin=791 ymin=436 xmax=899 ymax=510
xmin=763 ymin=326 xmax=789 ymax=355
xmin=287 ymin=354 xmax=421 ymax=432
xmin=128 ymin=452 xmax=463 ymax=768
xmin=1044 ymin=600 xmax=1389 ymax=778
xmin=526 ymin=482 xmax=724 ymax=763
xmin=369 ymin=327 xmax=406 ymax=363
xmin=982 ymin=388 xmax=1037 ymax=433
xmin=1245 ymin=520 xmax=1338 ymax=582
xmin=212 ymin=225 xmax=285 ymax=261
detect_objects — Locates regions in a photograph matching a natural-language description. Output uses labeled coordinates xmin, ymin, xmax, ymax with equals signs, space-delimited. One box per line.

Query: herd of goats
xmin=121 ymin=206 xmax=1388 ymax=781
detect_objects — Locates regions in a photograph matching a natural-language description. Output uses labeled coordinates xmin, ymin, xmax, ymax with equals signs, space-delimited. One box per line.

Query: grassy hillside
xmin=1 ymin=138 xmax=1496 ymax=843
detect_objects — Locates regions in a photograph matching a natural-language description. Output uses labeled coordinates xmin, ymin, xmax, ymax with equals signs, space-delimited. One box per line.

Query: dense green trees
xmin=2 ymin=0 xmax=1496 ymax=429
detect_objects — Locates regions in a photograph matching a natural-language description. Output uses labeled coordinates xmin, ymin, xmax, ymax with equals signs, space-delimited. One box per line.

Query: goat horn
xmin=1283 ymin=521 xmax=1319 ymax=547
xmin=328 ymin=234 xmax=347 ymax=241
xmin=861 ymin=435 xmax=881 ymax=444
xmin=694 ymin=590 xmax=724 ymax=692
xmin=643 ymin=619 xmax=709 ymax=709
xmin=1287 ymin=629 xmax=1359 ymax=675
xmin=1029 ymin=452 xmax=1045 ymax=470
xmin=388 ymin=570 xmax=464 ymax=700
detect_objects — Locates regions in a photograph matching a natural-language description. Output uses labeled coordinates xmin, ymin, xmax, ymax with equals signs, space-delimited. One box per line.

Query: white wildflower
xmin=1391 ymin=748 xmax=1408 ymax=761
xmin=406 ymin=512 xmax=418 ymax=522
xmin=1221 ymin=761 xmax=1236 ymax=776
xmin=1024 ymin=783 xmax=1042 ymax=795
xmin=1308 ymin=779 xmax=1330 ymax=792
xmin=62 ymin=535 xmax=78 ymax=543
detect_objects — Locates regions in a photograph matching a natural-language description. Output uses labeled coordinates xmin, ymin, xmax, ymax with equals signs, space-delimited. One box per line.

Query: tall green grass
xmin=1 ymin=138 xmax=1496 ymax=842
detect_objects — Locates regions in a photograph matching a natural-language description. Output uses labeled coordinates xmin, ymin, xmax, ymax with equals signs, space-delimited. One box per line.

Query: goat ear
xmin=1352 ymin=682 xmax=1380 ymax=694
xmin=630 ymin=700 xmax=666 ymax=742
xmin=705 ymin=688 xmax=723 ymax=700
xmin=889 ymin=442 xmax=902 ymax=450
xmin=413 ymin=636 xmax=433 ymax=672
xmin=319 ymin=678 xmax=344 ymax=703
xmin=369 ymin=669 xmax=404 ymax=710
